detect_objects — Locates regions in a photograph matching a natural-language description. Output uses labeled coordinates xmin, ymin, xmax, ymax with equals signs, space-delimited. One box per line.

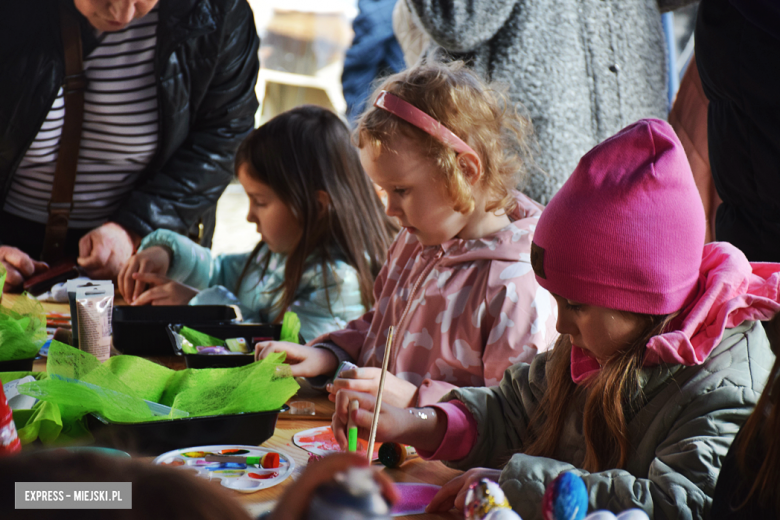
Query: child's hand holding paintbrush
xmin=332 ymin=389 xmax=447 ymax=455
xmin=327 ymin=366 xmax=420 ymax=408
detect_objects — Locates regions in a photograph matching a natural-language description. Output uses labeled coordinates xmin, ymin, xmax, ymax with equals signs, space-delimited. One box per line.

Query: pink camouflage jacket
xmin=311 ymin=191 xmax=559 ymax=405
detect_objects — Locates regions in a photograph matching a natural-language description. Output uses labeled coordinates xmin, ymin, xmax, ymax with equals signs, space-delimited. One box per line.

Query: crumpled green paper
xmin=179 ymin=326 xmax=225 ymax=349
xmin=0 ymin=266 xmax=47 ymax=362
xmin=12 ymin=341 xmax=299 ymax=445
xmin=280 ymin=311 xmax=301 ymax=343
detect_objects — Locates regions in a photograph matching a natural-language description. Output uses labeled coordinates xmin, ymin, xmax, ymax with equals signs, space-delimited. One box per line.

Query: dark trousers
xmin=696 ymin=0 xmax=780 ymax=261
xmin=0 ymin=211 xmax=87 ymax=262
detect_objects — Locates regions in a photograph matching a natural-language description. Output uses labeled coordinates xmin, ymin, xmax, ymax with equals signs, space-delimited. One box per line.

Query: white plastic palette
xmin=153 ymin=444 xmax=295 ymax=493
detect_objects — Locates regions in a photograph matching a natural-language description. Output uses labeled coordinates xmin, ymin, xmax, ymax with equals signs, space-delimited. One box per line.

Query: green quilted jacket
xmin=444 ymin=320 xmax=774 ymax=520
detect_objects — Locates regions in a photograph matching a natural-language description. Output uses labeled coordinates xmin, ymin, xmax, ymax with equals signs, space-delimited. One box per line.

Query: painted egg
xmin=465 ymin=479 xmax=512 ymax=520
xmin=542 ymin=472 xmax=588 ymax=520
xmin=582 ymin=513 xmax=617 ymax=520
xmin=615 ymin=510 xmax=649 ymax=520
xmin=484 ymin=509 xmax=522 ymax=520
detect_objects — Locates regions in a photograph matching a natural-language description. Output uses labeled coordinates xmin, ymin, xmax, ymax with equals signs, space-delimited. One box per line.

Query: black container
xmin=112 ymin=306 xmax=238 ymax=356
xmin=0 ymin=357 xmax=35 ymax=372
xmin=167 ymin=323 xmax=300 ymax=369
xmin=87 ymin=405 xmax=288 ymax=456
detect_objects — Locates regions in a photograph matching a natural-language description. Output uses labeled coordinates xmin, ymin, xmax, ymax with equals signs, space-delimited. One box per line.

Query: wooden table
xmin=5 ymin=293 xmax=463 ymax=519
xmin=240 ymin=394 xmax=462 ymax=519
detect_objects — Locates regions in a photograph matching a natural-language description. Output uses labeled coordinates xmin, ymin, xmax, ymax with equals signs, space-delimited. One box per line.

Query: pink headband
xmin=373 ymin=90 xmax=477 ymax=156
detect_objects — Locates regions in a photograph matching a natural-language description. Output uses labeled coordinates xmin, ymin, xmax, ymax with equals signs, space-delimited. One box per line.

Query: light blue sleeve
xmin=139 ymin=229 xmax=255 ymax=302
xmin=289 ymin=260 xmax=367 ymax=343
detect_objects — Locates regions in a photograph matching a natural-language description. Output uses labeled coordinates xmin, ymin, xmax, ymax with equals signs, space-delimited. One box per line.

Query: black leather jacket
xmin=0 ymin=0 xmax=260 ymax=243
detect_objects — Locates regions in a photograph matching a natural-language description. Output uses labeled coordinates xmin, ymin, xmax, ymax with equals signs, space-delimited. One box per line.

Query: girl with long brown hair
xmin=332 ymin=119 xmax=780 ymax=519
xmin=118 ymin=105 xmax=397 ymax=341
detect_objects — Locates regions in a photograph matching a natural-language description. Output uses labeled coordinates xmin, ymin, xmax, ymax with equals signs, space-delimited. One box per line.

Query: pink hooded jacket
xmin=311 ymin=191 xmax=559 ymax=405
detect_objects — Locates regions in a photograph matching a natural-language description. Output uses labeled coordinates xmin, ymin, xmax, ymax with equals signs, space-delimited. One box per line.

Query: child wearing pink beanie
xmin=332 ymin=119 xmax=780 ymax=519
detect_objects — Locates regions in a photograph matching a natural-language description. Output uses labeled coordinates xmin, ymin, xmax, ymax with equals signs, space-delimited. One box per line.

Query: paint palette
xmin=293 ymin=426 xmax=382 ymax=460
xmin=153 ymin=445 xmax=294 ymax=493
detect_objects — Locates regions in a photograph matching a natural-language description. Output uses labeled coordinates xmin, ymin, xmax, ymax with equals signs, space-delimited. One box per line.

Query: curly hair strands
xmin=355 ymin=60 xmax=538 ymax=217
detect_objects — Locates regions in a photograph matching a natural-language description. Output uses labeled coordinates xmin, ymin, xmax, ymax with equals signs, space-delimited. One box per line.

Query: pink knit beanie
xmin=531 ymin=119 xmax=705 ymax=315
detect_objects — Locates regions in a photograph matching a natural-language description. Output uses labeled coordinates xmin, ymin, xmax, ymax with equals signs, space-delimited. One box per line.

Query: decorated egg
xmin=464 ymin=479 xmax=521 ymax=520
xmin=542 ymin=472 xmax=588 ymax=520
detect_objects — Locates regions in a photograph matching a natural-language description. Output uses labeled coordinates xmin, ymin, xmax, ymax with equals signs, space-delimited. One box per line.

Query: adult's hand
xmin=0 ymin=246 xmax=48 ymax=291
xmin=77 ymin=222 xmax=139 ymax=280
xmin=267 ymin=453 xmax=398 ymax=520
xmin=426 ymin=467 xmax=503 ymax=513
xmin=118 ymin=246 xmax=171 ymax=303
xmin=129 ymin=272 xmax=198 ymax=306
xmin=254 ymin=341 xmax=338 ymax=377
xmin=327 ymin=367 xmax=419 ymax=408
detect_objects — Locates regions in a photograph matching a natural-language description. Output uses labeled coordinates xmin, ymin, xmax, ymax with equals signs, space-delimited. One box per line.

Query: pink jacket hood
xmin=645 ymin=242 xmax=780 ymax=365
xmin=572 ymin=241 xmax=780 ymax=383
xmin=312 ymin=190 xmax=559 ymax=405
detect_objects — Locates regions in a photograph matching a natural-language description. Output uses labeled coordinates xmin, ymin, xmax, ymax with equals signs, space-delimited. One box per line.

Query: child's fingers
xmin=338 ymin=368 xmax=359 ymax=379
xmin=373 ymin=470 xmax=400 ymax=505
xmin=426 ymin=474 xmax=464 ymax=512
xmin=117 ymin=263 xmax=130 ymax=300
xmin=254 ymin=341 xmax=273 ymax=361
xmin=132 ymin=271 xmax=168 ymax=286
xmin=332 ymin=414 xmax=348 ymax=449
xmin=130 ymin=285 xmax=167 ymax=306
xmin=131 ymin=259 xmax=151 ymax=303
xmin=334 ymin=389 xmax=376 ymax=420
xmin=328 ymin=378 xmax=377 ymax=396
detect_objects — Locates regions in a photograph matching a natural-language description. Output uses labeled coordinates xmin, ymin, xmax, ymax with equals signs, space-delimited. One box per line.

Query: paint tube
xmin=75 ymin=286 xmax=114 ymax=362
xmin=67 ymin=279 xmax=113 ymax=348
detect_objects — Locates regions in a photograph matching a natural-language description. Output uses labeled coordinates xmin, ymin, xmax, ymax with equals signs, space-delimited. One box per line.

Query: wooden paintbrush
xmin=366 ymin=326 xmax=394 ymax=462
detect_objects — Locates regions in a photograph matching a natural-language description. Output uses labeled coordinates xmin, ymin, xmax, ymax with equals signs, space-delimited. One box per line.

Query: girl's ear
xmin=315 ymin=190 xmax=332 ymax=219
xmin=457 ymin=152 xmax=483 ymax=186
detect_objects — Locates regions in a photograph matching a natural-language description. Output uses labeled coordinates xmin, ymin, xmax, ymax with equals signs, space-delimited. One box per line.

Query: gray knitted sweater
xmin=405 ymin=0 xmax=669 ymax=203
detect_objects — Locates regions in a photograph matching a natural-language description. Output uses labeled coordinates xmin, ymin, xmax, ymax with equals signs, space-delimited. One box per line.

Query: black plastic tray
xmin=167 ymin=323 xmax=293 ymax=369
xmin=0 ymin=357 xmax=35 ymax=372
xmin=112 ymin=306 xmax=238 ymax=356
xmin=87 ymin=405 xmax=288 ymax=456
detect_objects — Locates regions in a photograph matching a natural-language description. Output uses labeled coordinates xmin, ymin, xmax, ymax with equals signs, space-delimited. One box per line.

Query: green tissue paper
xmin=280 ymin=312 xmax=301 ymax=343
xmin=0 ymin=266 xmax=47 ymax=362
xmin=179 ymin=326 xmax=225 ymax=349
xmin=13 ymin=341 xmax=299 ymax=445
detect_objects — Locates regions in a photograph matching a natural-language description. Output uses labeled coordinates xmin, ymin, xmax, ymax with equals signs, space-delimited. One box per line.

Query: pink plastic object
xmin=0 ymin=379 xmax=21 ymax=456
xmin=373 ymin=91 xmax=477 ymax=156
xmin=390 ymin=483 xmax=441 ymax=516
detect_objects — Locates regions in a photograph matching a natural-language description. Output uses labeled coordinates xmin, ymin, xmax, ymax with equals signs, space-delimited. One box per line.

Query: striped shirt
xmin=5 ymin=8 xmax=160 ymax=228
